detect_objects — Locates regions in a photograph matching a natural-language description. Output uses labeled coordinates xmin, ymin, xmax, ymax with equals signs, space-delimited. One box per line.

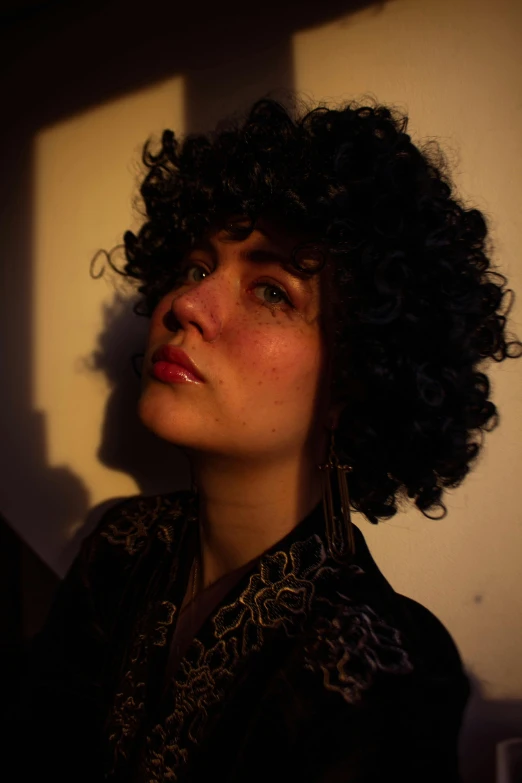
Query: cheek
xmin=232 ymin=326 xmax=324 ymax=399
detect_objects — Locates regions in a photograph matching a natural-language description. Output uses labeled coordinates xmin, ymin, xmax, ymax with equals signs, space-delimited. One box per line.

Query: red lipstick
xmin=151 ymin=345 xmax=204 ymax=384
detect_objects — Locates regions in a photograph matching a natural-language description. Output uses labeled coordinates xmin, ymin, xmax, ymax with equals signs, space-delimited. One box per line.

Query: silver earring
xmin=318 ymin=428 xmax=355 ymax=561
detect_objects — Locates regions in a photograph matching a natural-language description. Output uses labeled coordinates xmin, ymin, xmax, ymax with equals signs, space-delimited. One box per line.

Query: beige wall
xmin=2 ymin=0 xmax=521 ymax=776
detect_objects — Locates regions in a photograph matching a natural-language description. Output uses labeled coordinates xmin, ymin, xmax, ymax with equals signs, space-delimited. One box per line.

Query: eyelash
xmin=177 ymin=263 xmax=294 ymax=310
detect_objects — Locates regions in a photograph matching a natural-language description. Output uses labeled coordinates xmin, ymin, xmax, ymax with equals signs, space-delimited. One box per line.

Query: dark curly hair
xmin=98 ymin=94 xmax=522 ymax=525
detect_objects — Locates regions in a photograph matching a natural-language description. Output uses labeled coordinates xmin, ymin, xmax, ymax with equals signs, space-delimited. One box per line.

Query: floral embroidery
xmin=213 ymin=535 xmax=341 ymax=654
xmin=101 ymin=494 xmax=188 ymax=555
xmin=104 ymin=494 xmax=414 ymax=783
xmin=157 ymin=522 xmax=176 ymax=551
xmin=108 ymin=670 xmax=146 ymax=761
xmin=102 ymin=494 xmax=193 ymax=773
xmin=140 ymin=637 xmax=241 ymax=780
xmin=303 ymin=595 xmax=414 ymax=704
xmin=107 ymin=598 xmax=180 ymax=770
xmin=151 ymin=601 xmax=178 ymax=647
xmin=136 ymin=535 xmax=364 ymax=781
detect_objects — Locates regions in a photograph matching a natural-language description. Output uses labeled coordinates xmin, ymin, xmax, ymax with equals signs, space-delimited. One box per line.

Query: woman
xmin=22 ymin=96 xmax=521 ymax=782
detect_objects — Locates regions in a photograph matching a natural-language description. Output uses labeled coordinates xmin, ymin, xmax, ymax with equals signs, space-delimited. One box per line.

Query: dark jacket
xmin=20 ymin=489 xmax=471 ymax=782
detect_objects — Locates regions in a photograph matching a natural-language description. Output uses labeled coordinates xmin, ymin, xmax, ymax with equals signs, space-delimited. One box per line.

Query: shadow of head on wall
xmin=83 ymin=283 xmax=191 ymax=497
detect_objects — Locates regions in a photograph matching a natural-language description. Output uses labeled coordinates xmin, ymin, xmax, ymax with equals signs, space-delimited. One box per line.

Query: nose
xmin=164 ymin=270 xmax=226 ymax=343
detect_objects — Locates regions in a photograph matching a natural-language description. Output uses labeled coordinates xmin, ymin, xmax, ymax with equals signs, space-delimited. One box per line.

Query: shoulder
xmin=392 ymin=593 xmax=468 ymax=681
xmin=88 ymin=489 xmax=193 ymax=555
xmin=288 ymin=585 xmax=470 ymax=779
xmin=300 ymin=571 xmax=470 ymax=712
xmin=74 ymin=489 xmax=195 ymax=589
xmin=301 ymin=578 xmax=414 ymax=707
xmin=57 ymin=489 xmax=195 ymax=629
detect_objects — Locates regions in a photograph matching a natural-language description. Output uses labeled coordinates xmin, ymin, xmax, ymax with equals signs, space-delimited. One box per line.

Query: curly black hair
xmin=99 ymin=95 xmax=522 ymax=525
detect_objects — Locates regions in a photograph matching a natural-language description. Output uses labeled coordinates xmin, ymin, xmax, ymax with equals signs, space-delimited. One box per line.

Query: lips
xmin=151 ymin=344 xmax=205 ymax=381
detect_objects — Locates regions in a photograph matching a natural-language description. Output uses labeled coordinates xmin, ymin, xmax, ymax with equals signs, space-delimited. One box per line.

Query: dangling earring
xmin=318 ymin=428 xmax=356 ymax=561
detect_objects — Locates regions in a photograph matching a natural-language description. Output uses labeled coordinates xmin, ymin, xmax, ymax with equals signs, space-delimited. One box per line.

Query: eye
xmin=179 ymin=263 xmax=294 ymax=310
xmin=183 ymin=264 xmax=209 ymax=283
xmin=253 ymin=281 xmax=293 ymax=310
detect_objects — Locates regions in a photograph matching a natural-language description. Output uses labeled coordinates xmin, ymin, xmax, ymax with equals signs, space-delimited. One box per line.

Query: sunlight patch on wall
xmin=32 ymin=75 xmax=185 ymax=518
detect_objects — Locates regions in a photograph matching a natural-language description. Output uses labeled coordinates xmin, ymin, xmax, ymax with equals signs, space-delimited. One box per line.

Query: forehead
xmin=196 ymin=212 xmax=329 ymax=281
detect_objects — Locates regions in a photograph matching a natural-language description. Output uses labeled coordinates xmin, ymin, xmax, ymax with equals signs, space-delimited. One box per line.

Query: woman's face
xmin=138 ymin=215 xmax=335 ymax=463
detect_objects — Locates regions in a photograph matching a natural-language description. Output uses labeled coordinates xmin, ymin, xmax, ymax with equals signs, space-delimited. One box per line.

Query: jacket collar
xmin=180 ymin=488 xmax=395 ymax=604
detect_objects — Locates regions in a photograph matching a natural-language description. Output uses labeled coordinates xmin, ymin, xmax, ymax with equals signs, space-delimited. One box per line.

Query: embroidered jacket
xmin=21 ymin=490 xmax=471 ymax=782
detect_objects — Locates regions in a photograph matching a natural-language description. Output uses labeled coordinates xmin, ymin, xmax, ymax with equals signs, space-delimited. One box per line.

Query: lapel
xmin=103 ymin=490 xmax=413 ymax=780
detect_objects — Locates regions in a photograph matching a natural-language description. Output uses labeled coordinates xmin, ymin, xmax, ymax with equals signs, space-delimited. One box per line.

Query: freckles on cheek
xmin=235 ymin=327 xmax=322 ymax=390
xmin=234 ymin=330 xmax=270 ymax=374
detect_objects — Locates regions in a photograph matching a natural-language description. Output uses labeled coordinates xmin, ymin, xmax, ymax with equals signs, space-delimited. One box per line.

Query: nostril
xmin=163 ymin=309 xmax=182 ymax=332
xmin=190 ymin=320 xmax=205 ymax=337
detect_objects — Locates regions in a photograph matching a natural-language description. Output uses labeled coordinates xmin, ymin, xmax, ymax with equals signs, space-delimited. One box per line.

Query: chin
xmin=138 ymin=387 xmax=179 ymax=441
xmin=137 ymin=387 xmax=204 ymax=450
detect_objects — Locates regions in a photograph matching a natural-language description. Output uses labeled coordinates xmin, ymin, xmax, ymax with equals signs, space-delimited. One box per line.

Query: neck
xmin=188 ymin=441 xmax=327 ymax=592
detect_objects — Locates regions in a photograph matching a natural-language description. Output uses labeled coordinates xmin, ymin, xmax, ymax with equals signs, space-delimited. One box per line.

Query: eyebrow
xmin=189 ymin=235 xmax=314 ymax=283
